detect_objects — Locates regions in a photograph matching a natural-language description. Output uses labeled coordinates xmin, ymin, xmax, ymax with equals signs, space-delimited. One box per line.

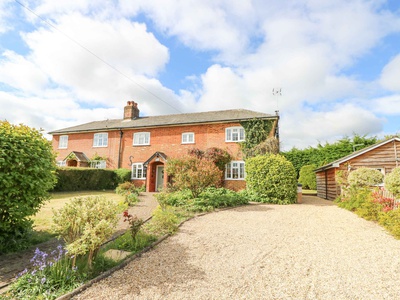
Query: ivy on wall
xmin=240 ymin=118 xmax=277 ymax=158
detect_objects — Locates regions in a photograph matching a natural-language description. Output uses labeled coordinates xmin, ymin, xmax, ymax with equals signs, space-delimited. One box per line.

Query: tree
xmin=0 ymin=121 xmax=57 ymax=251
xmin=298 ymin=164 xmax=317 ymax=190
xmin=283 ymin=134 xmax=379 ymax=176
xmin=245 ymin=154 xmax=297 ymax=204
xmin=166 ymin=156 xmax=221 ymax=197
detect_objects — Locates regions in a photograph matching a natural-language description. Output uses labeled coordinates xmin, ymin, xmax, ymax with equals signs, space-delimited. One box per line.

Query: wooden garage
xmin=314 ymin=137 xmax=400 ymax=200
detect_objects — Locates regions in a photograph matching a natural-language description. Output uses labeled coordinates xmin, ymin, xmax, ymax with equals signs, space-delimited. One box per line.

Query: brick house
xmin=49 ymin=101 xmax=279 ymax=192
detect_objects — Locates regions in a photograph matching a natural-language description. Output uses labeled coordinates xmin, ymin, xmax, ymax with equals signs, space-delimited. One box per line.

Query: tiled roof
xmin=49 ymin=109 xmax=277 ymax=134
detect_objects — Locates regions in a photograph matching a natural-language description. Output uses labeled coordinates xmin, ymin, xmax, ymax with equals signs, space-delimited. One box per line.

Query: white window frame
xmin=57 ymin=161 xmax=66 ymax=167
xmin=93 ymin=133 xmax=108 ymax=147
xmin=225 ymin=161 xmax=245 ymax=180
xmin=182 ymin=132 xmax=195 ymax=144
xmin=225 ymin=127 xmax=245 ymax=142
xmin=133 ymin=132 xmax=150 ymax=146
xmin=132 ymin=163 xmax=146 ymax=179
xmin=90 ymin=160 xmax=106 ymax=169
xmin=59 ymin=135 xmax=68 ymax=149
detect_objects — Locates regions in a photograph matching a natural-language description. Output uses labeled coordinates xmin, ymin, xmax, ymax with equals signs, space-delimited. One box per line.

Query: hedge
xmin=52 ymin=168 xmax=132 ymax=191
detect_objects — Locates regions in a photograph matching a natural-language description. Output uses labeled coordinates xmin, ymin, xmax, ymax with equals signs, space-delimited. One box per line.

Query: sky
xmin=1 ymin=0 xmax=400 ymax=151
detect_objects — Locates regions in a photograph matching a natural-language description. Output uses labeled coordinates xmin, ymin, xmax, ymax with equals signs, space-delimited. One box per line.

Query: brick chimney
xmin=124 ymin=101 xmax=140 ymax=119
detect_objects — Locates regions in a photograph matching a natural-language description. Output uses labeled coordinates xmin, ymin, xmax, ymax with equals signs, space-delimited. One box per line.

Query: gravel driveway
xmin=74 ymin=196 xmax=400 ymax=300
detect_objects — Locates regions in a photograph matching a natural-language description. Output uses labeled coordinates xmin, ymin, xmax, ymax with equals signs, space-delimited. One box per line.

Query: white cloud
xmin=1 ymin=0 xmax=400 ymax=150
xmin=21 ymin=13 xmax=169 ymax=104
xmin=380 ymin=54 xmax=400 ymax=92
xmin=280 ymin=103 xmax=383 ymax=150
xmin=0 ymin=50 xmax=49 ymax=93
xmin=370 ymin=94 xmax=400 ymax=115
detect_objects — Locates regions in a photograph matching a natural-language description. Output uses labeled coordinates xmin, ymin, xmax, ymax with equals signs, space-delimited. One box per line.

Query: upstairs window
xmin=133 ymin=132 xmax=150 ymax=146
xmin=93 ymin=133 xmax=108 ymax=147
xmin=225 ymin=161 xmax=245 ymax=180
xmin=182 ymin=132 xmax=195 ymax=144
xmin=132 ymin=163 xmax=146 ymax=179
xmin=59 ymin=135 xmax=68 ymax=149
xmin=226 ymin=127 xmax=245 ymax=142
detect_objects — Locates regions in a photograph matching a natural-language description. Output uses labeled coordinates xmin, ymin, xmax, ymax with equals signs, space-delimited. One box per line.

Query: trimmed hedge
xmin=53 ymin=168 xmax=131 ymax=191
xmin=245 ymin=154 xmax=297 ymax=204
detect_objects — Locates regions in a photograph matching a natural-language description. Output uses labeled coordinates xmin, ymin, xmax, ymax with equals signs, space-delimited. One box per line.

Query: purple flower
xmin=41 ymin=277 xmax=46 ymax=284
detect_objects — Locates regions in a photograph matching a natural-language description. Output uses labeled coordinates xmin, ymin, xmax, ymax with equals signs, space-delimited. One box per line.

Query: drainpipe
xmin=118 ymin=129 xmax=123 ymax=169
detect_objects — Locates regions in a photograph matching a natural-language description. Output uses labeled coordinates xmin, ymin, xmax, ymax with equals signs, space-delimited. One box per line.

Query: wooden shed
xmin=314 ymin=137 xmax=400 ymax=200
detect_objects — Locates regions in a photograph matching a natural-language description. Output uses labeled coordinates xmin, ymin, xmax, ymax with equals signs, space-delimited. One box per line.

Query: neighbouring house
xmin=314 ymin=137 xmax=400 ymax=200
xmin=49 ymin=101 xmax=279 ymax=192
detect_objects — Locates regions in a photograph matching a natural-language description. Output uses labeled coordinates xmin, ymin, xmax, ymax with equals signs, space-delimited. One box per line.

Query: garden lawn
xmin=31 ymin=190 xmax=125 ymax=232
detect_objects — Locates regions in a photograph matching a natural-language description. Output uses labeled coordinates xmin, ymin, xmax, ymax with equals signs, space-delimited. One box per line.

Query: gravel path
xmin=74 ymin=196 xmax=400 ymax=300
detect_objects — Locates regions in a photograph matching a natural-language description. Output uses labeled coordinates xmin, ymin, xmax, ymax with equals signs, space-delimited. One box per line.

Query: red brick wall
xmin=52 ymin=122 xmax=248 ymax=189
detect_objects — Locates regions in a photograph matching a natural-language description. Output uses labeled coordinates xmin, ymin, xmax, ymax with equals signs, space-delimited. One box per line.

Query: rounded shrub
xmin=245 ymin=154 xmax=297 ymax=204
xmin=384 ymin=167 xmax=400 ymax=197
xmin=0 ymin=121 xmax=57 ymax=253
xmin=298 ymin=164 xmax=317 ymax=190
xmin=347 ymin=167 xmax=383 ymax=187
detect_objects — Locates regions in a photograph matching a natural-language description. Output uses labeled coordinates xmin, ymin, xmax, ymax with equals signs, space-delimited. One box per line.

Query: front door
xmin=156 ymin=165 xmax=164 ymax=192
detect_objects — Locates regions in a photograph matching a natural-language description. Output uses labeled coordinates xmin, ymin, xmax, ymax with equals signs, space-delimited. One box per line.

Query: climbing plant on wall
xmin=240 ymin=118 xmax=277 ymax=158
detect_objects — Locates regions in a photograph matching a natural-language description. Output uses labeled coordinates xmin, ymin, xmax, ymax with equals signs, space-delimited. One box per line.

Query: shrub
xmin=384 ymin=167 xmax=400 ymax=197
xmin=155 ymin=188 xmax=248 ymax=212
xmin=347 ymin=167 xmax=383 ymax=187
xmin=123 ymin=210 xmax=143 ymax=239
xmin=245 ymin=154 xmax=297 ymax=204
xmin=166 ymin=156 xmax=222 ymax=197
xmin=52 ymin=196 xmax=119 ymax=269
xmin=116 ymin=181 xmax=143 ymax=196
xmin=335 ymin=186 xmax=371 ymax=211
xmin=144 ymin=206 xmax=180 ymax=235
xmin=53 ymin=168 xmax=117 ymax=191
xmin=354 ymin=191 xmax=383 ymax=221
xmin=116 ymin=181 xmax=143 ymax=206
xmin=379 ymin=209 xmax=400 ymax=239
xmin=114 ymin=168 xmax=132 ymax=184
xmin=298 ymin=164 xmax=317 ymax=190
xmin=0 ymin=121 xmax=57 ymax=254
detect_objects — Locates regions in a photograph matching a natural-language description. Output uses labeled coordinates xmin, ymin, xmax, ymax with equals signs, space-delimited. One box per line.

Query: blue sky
xmin=1 ymin=0 xmax=400 ymax=150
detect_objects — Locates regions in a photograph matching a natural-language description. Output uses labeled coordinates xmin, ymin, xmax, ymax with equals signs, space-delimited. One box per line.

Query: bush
xmin=298 ymin=164 xmax=317 ymax=190
xmin=166 ymin=156 xmax=222 ymax=197
xmin=384 ymin=167 xmax=400 ymax=197
xmin=155 ymin=188 xmax=248 ymax=212
xmin=114 ymin=168 xmax=132 ymax=184
xmin=347 ymin=167 xmax=383 ymax=187
xmin=245 ymin=154 xmax=297 ymax=204
xmin=53 ymin=168 xmax=118 ymax=191
xmin=335 ymin=186 xmax=371 ymax=211
xmin=116 ymin=181 xmax=144 ymax=206
xmin=379 ymin=209 xmax=400 ymax=239
xmin=115 ymin=181 xmax=144 ymax=196
xmin=52 ymin=196 xmax=120 ymax=269
xmin=0 ymin=121 xmax=57 ymax=254
xmin=144 ymin=206 xmax=180 ymax=235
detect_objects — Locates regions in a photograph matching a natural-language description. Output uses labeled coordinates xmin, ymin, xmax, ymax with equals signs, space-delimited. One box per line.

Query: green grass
xmin=302 ymin=189 xmax=317 ymax=195
xmin=31 ymin=190 xmax=125 ymax=232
